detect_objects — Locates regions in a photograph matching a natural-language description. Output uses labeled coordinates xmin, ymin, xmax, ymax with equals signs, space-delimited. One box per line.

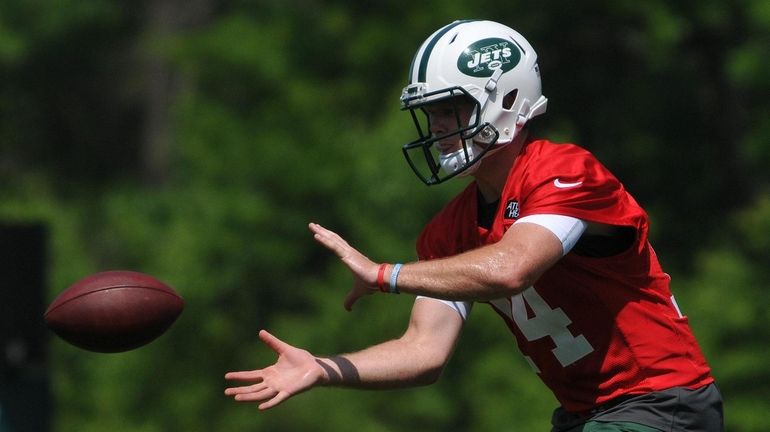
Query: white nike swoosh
xmin=553 ymin=179 xmax=583 ymax=188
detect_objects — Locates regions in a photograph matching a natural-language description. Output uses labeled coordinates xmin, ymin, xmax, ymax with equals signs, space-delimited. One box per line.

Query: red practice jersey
xmin=416 ymin=139 xmax=714 ymax=412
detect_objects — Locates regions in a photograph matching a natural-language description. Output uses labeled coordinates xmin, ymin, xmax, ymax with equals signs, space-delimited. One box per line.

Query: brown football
xmin=44 ymin=270 xmax=184 ymax=353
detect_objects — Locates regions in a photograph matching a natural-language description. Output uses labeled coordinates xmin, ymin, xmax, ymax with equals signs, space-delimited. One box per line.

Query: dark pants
xmin=551 ymin=384 xmax=724 ymax=432
xmin=563 ymin=421 xmax=662 ymax=432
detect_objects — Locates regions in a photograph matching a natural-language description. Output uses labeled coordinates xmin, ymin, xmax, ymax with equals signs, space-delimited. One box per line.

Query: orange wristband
xmin=377 ymin=263 xmax=388 ymax=292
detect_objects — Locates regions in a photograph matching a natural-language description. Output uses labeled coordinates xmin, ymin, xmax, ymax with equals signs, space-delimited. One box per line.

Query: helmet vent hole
xmin=503 ymin=90 xmax=518 ymax=110
xmin=449 ymin=33 xmax=458 ymax=44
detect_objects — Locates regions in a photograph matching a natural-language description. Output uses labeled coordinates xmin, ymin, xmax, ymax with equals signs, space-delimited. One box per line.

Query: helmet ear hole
xmin=503 ymin=89 xmax=518 ymax=110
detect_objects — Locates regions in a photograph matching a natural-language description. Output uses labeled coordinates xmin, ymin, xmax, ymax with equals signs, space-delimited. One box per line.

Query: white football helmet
xmin=401 ymin=20 xmax=548 ymax=185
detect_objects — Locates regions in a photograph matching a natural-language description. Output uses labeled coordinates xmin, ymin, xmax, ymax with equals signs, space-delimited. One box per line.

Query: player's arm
xmin=309 ymin=218 xmax=581 ymax=309
xmin=224 ymin=297 xmax=464 ymax=410
xmin=394 ymin=221 xmax=565 ymax=301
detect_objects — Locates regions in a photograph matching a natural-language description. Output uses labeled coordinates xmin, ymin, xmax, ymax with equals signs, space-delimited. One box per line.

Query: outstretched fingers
xmin=230 ymin=386 xmax=273 ymax=402
xmin=258 ymin=391 xmax=292 ymax=410
xmin=224 ymin=370 xmax=264 ymax=382
xmin=225 ymin=330 xmax=327 ymax=410
xmin=224 ymin=382 xmax=266 ymax=397
xmin=225 ymin=382 xmax=284 ymax=410
xmin=259 ymin=329 xmax=290 ymax=354
xmin=308 ymin=222 xmax=381 ymax=311
xmin=225 ymin=369 xmax=282 ymax=409
xmin=308 ymin=223 xmax=350 ymax=257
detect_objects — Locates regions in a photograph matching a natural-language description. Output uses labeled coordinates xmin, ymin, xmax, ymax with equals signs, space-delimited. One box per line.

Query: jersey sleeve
xmin=416 ymin=296 xmax=473 ymax=320
xmin=517 ymin=143 xmax=646 ymax=229
xmin=514 ymin=214 xmax=587 ymax=255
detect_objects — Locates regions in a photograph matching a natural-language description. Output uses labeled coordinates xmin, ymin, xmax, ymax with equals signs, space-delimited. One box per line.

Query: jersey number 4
xmin=511 ymin=288 xmax=594 ymax=367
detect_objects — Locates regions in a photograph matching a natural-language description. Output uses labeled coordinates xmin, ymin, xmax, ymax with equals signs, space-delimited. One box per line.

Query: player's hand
xmin=224 ymin=330 xmax=325 ymax=410
xmin=308 ymin=222 xmax=380 ymax=311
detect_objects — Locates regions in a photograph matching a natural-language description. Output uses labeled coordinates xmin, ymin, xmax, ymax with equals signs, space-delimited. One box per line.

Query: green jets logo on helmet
xmin=457 ymin=38 xmax=521 ymax=77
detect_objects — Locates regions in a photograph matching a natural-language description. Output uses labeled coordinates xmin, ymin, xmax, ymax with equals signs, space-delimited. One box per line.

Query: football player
xmin=226 ymin=20 xmax=723 ymax=432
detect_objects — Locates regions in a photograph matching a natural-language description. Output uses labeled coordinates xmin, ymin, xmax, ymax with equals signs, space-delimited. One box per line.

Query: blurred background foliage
xmin=1 ymin=0 xmax=769 ymax=431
